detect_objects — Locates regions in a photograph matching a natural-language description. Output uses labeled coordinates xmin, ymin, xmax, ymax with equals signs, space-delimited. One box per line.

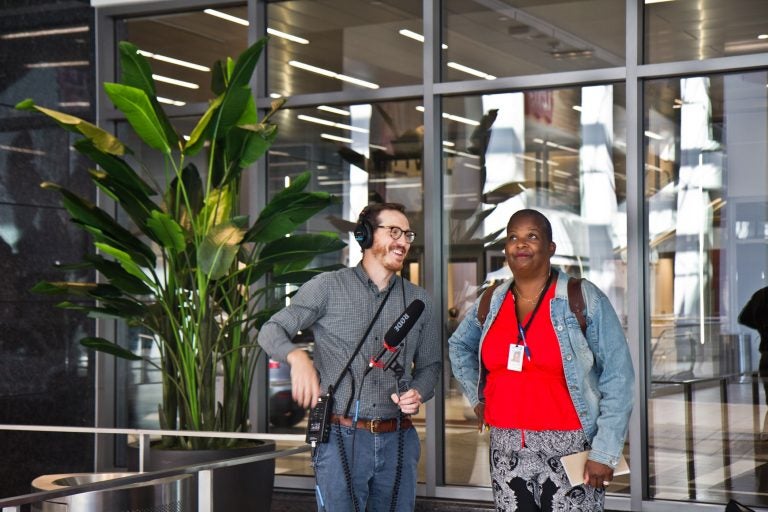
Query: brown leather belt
xmin=330 ymin=414 xmax=412 ymax=433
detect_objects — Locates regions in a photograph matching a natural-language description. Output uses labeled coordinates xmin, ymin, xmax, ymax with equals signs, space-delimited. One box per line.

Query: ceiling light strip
xmin=2 ymin=26 xmax=88 ymax=39
xmin=26 ymin=61 xmax=89 ymax=68
xmin=267 ymin=28 xmax=309 ymax=44
xmin=204 ymin=9 xmax=248 ymax=26
xmin=318 ymin=105 xmax=351 ymax=116
xmin=398 ymin=29 xmax=447 ymax=49
xmin=298 ymin=114 xmax=369 ymax=133
xmin=152 ymin=74 xmax=199 ymax=89
xmin=321 ymin=133 xmax=353 ymax=143
xmin=447 ymin=61 xmax=496 ymax=80
xmin=137 ymin=50 xmax=210 ymax=72
xmin=289 ymin=60 xmax=379 ymax=89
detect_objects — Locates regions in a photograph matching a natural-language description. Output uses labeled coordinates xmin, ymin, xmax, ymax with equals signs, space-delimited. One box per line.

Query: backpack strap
xmin=568 ymin=277 xmax=587 ymax=336
xmin=477 ymin=278 xmax=587 ymax=336
xmin=476 ymin=282 xmax=502 ymax=325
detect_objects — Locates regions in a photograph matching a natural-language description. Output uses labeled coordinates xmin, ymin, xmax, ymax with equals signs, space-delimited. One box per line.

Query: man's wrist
xmin=286 ymin=348 xmax=310 ymax=366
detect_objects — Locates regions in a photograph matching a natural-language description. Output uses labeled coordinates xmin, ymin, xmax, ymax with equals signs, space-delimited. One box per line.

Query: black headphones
xmin=353 ymin=206 xmax=375 ymax=249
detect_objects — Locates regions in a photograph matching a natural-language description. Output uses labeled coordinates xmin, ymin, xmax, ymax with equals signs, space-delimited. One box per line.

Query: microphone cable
xmin=336 ymin=420 xmax=361 ymax=512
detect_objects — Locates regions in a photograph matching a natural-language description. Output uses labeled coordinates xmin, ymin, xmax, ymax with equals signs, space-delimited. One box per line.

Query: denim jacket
xmin=448 ymin=271 xmax=634 ymax=468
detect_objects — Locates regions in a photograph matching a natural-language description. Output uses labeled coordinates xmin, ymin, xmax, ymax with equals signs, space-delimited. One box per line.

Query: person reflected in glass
xmin=738 ymin=285 xmax=768 ymax=437
xmin=448 ymin=209 xmax=634 ymax=511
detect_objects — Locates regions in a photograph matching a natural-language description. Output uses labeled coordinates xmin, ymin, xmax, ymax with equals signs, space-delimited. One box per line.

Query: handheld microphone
xmin=367 ymin=299 xmax=425 ymax=371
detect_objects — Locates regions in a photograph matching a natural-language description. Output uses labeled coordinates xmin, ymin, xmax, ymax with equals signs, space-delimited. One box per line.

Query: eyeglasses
xmin=376 ymin=225 xmax=416 ymax=243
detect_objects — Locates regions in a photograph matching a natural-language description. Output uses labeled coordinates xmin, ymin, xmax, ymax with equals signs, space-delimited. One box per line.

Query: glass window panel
xmin=442 ymin=0 xmax=625 ymax=82
xmin=442 ymin=85 xmax=629 ymax=495
xmin=266 ymin=100 xmax=427 ymax=479
xmin=266 ymin=1 xmax=423 ymax=97
xmin=118 ymin=6 xmax=248 ymax=106
xmin=645 ymin=1 xmax=768 ymax=64
xmin=645 ymin=72 xmax=768 ymax=506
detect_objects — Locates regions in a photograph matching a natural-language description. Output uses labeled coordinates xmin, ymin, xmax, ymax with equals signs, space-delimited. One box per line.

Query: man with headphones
xmin=258 ymin=202 xmax=441 ymax=512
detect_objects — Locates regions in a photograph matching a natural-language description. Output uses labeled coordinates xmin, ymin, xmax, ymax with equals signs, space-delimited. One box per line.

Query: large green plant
xmin=19 ymin=38 xmax=344 ymax=449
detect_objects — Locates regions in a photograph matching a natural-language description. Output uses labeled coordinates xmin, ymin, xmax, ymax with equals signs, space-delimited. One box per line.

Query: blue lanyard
xmin=513 ymin=270 xmax=556 ymax=362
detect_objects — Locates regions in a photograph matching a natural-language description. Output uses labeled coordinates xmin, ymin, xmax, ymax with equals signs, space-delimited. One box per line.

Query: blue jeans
xmin=313 ymin=423 xmax=420 ymax=512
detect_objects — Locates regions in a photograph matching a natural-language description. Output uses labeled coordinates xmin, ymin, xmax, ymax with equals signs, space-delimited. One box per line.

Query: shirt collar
xmin=354 ymin=262 xmax=398 ymax=292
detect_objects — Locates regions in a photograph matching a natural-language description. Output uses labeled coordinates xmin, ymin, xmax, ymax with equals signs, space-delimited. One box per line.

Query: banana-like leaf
xmin=198 ymin=221 xmax=246 ymax=280
xmin=85 ymin=254 xmax=154 ymax=295
xmin=79 ymin=222 xmax=155 ymax=271
xmin=230 ymin=123 xmax=278 ymax=170
xmin=31 ymin=281 xmax=98 ymax=295
xmin=118 ymin=41 xmax=157 ymax=98
xmin=267 ymin=264 xmax=346 ymax=284
xmin=16 ymin=99 xmax=125 ymax=155
xmin=214 ymin=85 xmax=252 ymax=140
xmin=245 ymin=192 xmax=338 ymax=244
xmin=184 ymin=95 xmax=224 ymax=156
xmin=200 ymin=186 xmax=233 ymax=233
xmin=229 ymin=37 xmax=267 ymax=90
xmin=273 ymin=257 xmax=313 ymax=276
xmin=117 ymin=41 xmax=179 ymax=149
xmin=95 ymin=242 xmax=152 ymax=284
xmin=43 ymin=182 xmax=156 ymax=266
xmin=104 ymin=82 xmax=171 ymax=154
xmin=167 ymin=163 xmax=204 ymax=225
xmin=206 ymin=38 xmax=267 ymax=140
xmin=210 ymin=59 xmax=228 ymax=96
xmin=257 ymin=233 xmax=347 ymax=268
xmin=147 ymin=210 xmax=186 ymax=253
xmin=81 ymin=337 xmax=144 ymax=361
xmin=74 ymin=139 xmax=156 ymax=197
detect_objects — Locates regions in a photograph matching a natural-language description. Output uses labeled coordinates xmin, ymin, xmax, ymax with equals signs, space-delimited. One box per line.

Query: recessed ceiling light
xmin=152 ymin=74 xmax=199 ymax=89
xmin=204 ymin=9 xmax=248 ymax=26
xmin=318 ymin=105 xmax=351 ymax=116
xmin=289 ymin=60 xmax=379 ymax=89
xmin=25 ymin=60 xmax=89 ymax=68
xmin=1 ymin=25 xmax=88 ymax=39
xmin=137 ymin=50 xmax=210 ymax=72
xmin=267 ymin=28 xmax=308 ymax=44
xmin=298 ymin=114 xmax=369 ymax=133
xmin=398 ymin=29 xmax=448 ymax=49
xmin=447 ymin=62 xmax=496 ymax=80
xmin=321 ymin=133 xmax=353 ymax=144
xmin=157 ymin=97 xmax=186 ymax=106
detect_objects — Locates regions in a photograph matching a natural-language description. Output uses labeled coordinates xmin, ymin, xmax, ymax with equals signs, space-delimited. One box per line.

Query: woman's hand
xmin=474 ymin=402 xmax=487 ymax=432
xmin=583 ymin=460 xmax=614 ymax=489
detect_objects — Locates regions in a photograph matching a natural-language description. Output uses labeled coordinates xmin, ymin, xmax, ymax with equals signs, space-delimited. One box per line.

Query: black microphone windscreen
xmin=383 ymin=299 xmax=425 ymax=348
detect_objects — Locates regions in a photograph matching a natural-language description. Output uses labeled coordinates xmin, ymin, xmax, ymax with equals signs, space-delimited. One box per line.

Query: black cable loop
xmin=389 ymin=416 xmax=406 ymax=512
xmin=336 ymin=423 xmax=361 ymax=512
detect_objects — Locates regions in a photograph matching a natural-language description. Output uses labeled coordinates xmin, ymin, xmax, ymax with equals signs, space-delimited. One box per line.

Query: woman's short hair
xmin=507 ymin=209 xmax=553 ymax=242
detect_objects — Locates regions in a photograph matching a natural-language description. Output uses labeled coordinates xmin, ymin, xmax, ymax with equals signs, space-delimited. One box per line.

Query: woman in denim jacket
xmin=449 ymin=209 xmax=634 ymax=512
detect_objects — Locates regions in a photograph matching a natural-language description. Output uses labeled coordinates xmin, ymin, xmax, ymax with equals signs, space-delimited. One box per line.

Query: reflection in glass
xmin=442 ymin=85 xmax=628 ymax=491
xmin=442 ymin=0 xmax=625 ymax=82
xmin=645 ymin=1 xmax=768 ymax=64
xmin=118 ymin=6 xmax=248 ymax=106
xmin=267 ymin=0 xmax=423 ymax=97
xmin=646 ymin=72 xmax=768 ymax=506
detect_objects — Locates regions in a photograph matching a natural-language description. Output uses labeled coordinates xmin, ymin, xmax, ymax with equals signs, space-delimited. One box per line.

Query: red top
xmin=481 ymin=283 xmax=582 ymax=430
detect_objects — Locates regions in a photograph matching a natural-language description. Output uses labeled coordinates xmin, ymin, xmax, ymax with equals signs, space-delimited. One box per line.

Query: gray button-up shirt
xmin=258 ymin=264 xmax=441 ymax=419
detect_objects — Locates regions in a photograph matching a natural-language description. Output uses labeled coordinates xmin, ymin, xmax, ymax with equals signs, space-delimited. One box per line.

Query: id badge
xmin=507 ymin=344 xmax=524 ymax=372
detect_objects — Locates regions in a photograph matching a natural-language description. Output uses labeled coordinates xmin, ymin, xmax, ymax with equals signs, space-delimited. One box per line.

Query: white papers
xmin=560 ymin=451 xmax=629 ymax=488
